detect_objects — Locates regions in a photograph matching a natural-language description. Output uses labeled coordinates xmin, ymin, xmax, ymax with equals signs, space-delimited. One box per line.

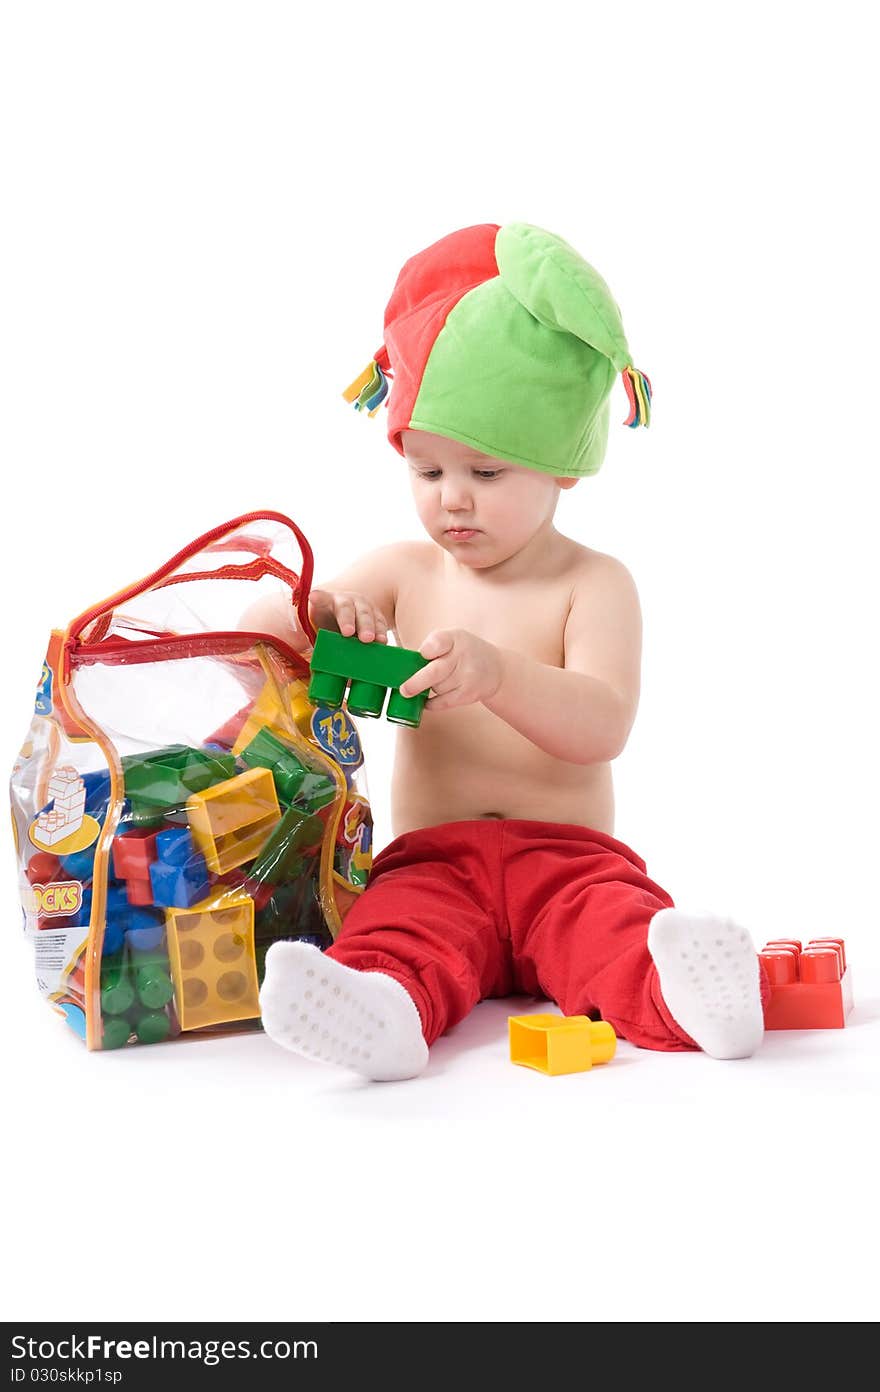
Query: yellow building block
xmin=232 ymin=678 xmax=314 ymax=755
xmin=165 ymin=892 xmax=260 ymax=1031
xmin=285 ymin=680 xmax=316 ymax=734
xmin=509 ymin=1014 xmax=616 ymax=1075
xmin=186 ymin=767 xmax=281 ymax=875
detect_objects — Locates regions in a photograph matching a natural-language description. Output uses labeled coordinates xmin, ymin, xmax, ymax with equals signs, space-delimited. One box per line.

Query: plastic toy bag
xmin=9 ymin=511 xmax=372 ymax=1051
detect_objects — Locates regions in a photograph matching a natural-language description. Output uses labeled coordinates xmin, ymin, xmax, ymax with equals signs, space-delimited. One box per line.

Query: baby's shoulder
xmin=560 ymin=543 xmax=641 ymax=645
xmin=562 ymin=539 xmax=638 ymax=594
xmin=559 ymin=542 xmax=641 ymax=716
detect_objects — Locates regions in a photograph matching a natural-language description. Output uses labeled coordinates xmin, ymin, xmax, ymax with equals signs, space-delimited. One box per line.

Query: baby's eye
xmin=413 ymin=468 xmax=500 ymax=480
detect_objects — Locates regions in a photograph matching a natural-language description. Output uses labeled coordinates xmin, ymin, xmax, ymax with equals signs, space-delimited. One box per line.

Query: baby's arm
xmin=237 ymin=542 xmax=404 ymax=654
xmin=483 ymin=554 xmax=642 ymax=764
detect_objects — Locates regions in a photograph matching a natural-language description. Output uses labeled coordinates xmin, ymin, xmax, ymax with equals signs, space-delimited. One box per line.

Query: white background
xmin=1 ymin=1 xmax=878 ymax=1325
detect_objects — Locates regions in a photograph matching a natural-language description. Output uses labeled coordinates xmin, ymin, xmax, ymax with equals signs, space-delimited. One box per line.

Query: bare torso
xmin=390 ymin=538 xmax=617 ymax=837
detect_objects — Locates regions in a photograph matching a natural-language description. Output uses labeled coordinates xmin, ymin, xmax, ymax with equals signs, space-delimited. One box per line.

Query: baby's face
xmin=402 ymin=429 xmax=576 ymax=570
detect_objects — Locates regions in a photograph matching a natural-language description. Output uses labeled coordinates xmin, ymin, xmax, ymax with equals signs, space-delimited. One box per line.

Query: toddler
xmin=244 ymin=221 xmax=766 ymax=1080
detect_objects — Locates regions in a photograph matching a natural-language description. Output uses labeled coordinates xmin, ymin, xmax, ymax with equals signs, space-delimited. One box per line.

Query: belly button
xmin=481 ymin=812 xmax=503 ymax=819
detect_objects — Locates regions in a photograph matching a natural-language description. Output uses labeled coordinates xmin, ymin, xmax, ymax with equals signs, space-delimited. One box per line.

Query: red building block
xmin=205 ymin=704 xmax=250 ymax=751
xmin=111 ymin=828 xmax=165 ymax=907
xmin=111 ymin=828 xmax=163 ymax=878
xmin=27 ymin=851 xmax=66 ymax=885
xmin=760 ymin=937 xmax=853 ymax=1029
xmin=124 ymin=875 xmax=155 ymax=906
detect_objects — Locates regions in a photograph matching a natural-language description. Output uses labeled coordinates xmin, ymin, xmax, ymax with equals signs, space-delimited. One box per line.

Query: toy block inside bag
xmin=9 ymin=512 xmax=373 ymax=1051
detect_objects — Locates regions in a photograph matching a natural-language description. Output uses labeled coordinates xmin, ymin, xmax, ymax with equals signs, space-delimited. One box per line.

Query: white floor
xmin=4 ymin=945 xmax=878 ymax=1324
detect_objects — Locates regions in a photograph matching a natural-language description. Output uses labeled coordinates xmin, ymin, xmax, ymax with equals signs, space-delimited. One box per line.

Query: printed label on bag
xmin=27 ymin=764 xmax=101 ymax=855
xmin=28 ymin=924 xmax=89 ymax=998
xmin=23 ymin=880 xmax=83 ymax=918
xmin=34 ymin=660 xmax=53 ymax=716
xmin=311 ymin=706 xmax=363 ymax=767
xmin=333 ymin=796 xmax=372 ymax=888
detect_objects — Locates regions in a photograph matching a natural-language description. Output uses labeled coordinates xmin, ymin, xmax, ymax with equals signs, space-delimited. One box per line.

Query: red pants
xmin=327 ymin=818 xmax=705 ymax=1052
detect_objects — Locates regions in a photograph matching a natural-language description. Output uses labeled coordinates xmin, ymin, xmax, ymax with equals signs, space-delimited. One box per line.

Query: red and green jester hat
xmin=343 ymin=220 xmax=651 ymax=480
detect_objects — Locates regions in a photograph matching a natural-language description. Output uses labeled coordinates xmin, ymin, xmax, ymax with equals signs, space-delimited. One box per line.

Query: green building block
xmin=187 ymin=747 xmax=238 ymax=791
xmin=100 ymin=956 xmax=135 ymax=1015
xmin=255 ymin=879 xmax=307 ymax=945
xmin=122 ymin=746 xmax=188 ymax=809
xmin=239 ymin=728 xmax=308 ymax=805
xmin=124 ymin=805 xmax=169 ymax=830
xmin=254 ymin=872 xmax=334 ymax=950
xmin=296 ymin=770 xmax=337 ymax=813
xmin=248 ymin=807 xmax=324 ymax=885
xmin=101 ymin=1016 xmax=132 ymax=1050
xmin=122 ymin=745 xmax=237 ymax=813
xmin=134 ymin=956 xmax=174 ymax=1010
xmin=307 ymin=629 xmax=429 ymax=727
xmin=133 ymin=1009 xmax=171 ymax=1045
xmin=239 ymin=727 xmax=336 ymax=808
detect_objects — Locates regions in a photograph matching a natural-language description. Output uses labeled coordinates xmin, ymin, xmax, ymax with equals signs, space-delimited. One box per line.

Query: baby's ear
xmin=558 ymin=477 xmax=579 ymax=492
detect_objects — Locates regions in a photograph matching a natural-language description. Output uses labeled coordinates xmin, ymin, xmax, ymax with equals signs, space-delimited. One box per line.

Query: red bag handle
xmin=65 ymin=510 xmax=317 ymax=654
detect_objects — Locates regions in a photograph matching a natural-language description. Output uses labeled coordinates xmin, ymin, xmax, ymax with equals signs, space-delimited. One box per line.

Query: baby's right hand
xmin=307 ymin=589 xmax=390 ymax=644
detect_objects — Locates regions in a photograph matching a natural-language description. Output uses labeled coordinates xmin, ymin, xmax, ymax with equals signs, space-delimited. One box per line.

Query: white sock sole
xmin=259 ymin=941 xmax=429 ymax=1081
xmin=647 ymin=909 xmax=764 ymax=1059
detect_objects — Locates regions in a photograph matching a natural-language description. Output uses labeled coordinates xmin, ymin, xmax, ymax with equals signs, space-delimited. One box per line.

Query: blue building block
xmin=103 ymin=890 xmax=164 ymax=952
xmin=102 ymin=917 xmax=125 ymax=955
xmin=126 ymin=922 xmax=164 ymax=952
xmin=147 ymin=826 xmax=211 ymax=908
xmin=70 ymin=888 xmax=93 ymax=929
xmin=106 ymin=884 xmax=131 ymax=917
xmin=60 ymin=846 xmax=96 ymax=879
xmin=155 ymin=826 xmax=193 ymax=867
xmin=123 ymin=906 xmax=165 ymax=953
xmin=82 ymin=770 xmax=112 ymax=819
xmin=148 ymin=856 xmax=211 ymax=909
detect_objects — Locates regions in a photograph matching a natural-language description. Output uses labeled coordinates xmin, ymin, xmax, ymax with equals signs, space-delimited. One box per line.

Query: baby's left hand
xmin=399 ymin=628 xmax=504 ymax=713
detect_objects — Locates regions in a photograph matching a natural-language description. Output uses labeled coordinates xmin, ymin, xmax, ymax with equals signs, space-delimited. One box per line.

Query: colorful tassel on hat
xmin=621 ymin=365 xmax=652 ymax=428
xmin=342 ymin=358 xmax=391 ymax=417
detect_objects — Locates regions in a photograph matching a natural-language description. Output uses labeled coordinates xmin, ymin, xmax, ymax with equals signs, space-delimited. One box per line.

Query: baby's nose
xmin=440 ymin=482 xmax=472 ymax=509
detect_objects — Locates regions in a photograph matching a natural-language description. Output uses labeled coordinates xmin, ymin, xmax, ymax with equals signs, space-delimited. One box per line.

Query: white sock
xmin=259 ymin=940 xmax=429 ymax=1082
xmin=647 ymin=908 xmax=764 ymax=1059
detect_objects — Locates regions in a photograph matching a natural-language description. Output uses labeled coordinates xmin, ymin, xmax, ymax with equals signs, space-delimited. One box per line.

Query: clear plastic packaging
xmin=10 ymin=512 xmax=372 ymax=1050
